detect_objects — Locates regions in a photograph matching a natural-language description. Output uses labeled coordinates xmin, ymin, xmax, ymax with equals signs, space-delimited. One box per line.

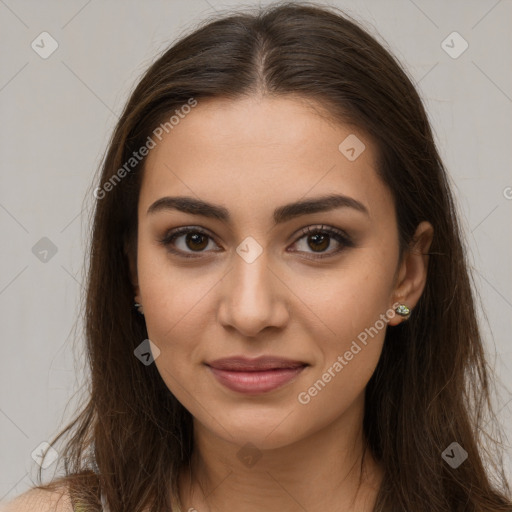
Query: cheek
xmin=298 ymin=245 xmax=397 ymax=343
xmin=136 ymin=246 xmax=210 ymax=372
xmin=137 ymin=235 xmax=219 ymax=334
xmin=293 ymin=244 xmax=397 ymax=399
xmin=293 ymin=279 xmax=393 ymax=434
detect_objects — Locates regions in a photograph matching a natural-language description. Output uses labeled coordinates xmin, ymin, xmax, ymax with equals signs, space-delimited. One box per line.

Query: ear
xmin=124 ymin=238 xmax=141 ymax=303
xmin=388 ymin=221 xmax=434 ymax=326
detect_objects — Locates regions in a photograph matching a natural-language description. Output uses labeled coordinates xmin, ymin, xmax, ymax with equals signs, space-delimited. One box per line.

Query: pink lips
xmin=206 ymin=356 xmax=307 ymax=394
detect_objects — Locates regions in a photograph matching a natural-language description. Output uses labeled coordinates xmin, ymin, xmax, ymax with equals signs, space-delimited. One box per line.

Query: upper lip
xmin=206 ymin=356 xmax=308 ymax=371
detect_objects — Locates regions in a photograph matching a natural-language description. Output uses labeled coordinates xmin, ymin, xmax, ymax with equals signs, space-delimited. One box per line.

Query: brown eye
xmin=158 ymin=224 xmax=354 ymax=260
xmin=184 ymin=232 xmax=209 ymax=251
xmin=159 ymin=227 xmax=219 ymax=258
xmin=306 ymin=232 xmax=330 ymax=252
xmin=289 ymin=225 xmax=354 ymax=259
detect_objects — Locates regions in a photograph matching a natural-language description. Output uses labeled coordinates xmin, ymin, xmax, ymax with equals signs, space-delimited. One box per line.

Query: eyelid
xmin=292 ymin=224 xmax=352 ymax=244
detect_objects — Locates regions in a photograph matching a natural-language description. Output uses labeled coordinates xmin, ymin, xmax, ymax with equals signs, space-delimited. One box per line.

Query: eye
xmin=158 ymin=226 xmax=219 ymax=259
xmin=158 ymin=224 xmax=354 ymax=260
xmin=288 ymin=224 xmax=354 ymax=259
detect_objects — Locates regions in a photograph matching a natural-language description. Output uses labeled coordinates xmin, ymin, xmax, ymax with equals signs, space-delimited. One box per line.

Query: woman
xmin=5 ymin=2 xmax=511 ymax=511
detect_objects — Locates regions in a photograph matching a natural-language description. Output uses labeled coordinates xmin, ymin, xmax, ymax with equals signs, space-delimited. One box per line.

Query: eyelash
xmin=158 ymin=225 xmax=354 ymax=260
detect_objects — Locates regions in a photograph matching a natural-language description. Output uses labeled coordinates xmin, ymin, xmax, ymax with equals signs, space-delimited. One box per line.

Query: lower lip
xmin=207 ymin=366 xmax=306 ymax=394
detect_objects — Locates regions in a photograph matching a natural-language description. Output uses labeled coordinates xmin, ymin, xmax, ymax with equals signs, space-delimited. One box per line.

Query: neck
xmin=178 ymin=393 xmax=383 ymax=512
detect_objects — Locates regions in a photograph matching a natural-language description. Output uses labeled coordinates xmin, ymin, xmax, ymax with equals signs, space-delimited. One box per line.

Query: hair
xmin=33 ymin=2 xmax=511 ymax=511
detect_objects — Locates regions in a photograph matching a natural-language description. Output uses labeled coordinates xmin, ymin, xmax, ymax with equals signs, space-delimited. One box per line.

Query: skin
xmin=129 ymin=95 xmax=433 ymax=512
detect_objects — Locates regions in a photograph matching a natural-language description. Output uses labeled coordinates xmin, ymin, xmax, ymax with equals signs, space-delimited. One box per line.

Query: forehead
xmin=139 ymin=95 xmax=393 ymax=224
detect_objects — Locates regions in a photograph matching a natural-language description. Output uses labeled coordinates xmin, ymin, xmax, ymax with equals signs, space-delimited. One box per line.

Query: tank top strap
xmin=72 ymin=491 xmax=107 ymax=511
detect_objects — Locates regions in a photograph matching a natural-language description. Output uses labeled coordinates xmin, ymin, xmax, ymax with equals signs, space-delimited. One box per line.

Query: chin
xmin=199 ymin=404 xmax=307 ymax=450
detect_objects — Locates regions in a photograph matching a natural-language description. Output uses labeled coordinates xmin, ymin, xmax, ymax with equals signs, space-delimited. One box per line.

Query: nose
xmin=217 ymin=248 xmax=290 ymax=338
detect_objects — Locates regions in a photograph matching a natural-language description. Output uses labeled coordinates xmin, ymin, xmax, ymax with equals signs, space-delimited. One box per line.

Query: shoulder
xmin=1 ymin=487 xmax=73 ymax=512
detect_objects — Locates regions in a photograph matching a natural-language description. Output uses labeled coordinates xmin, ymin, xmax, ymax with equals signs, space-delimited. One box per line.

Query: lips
xmin=205 ymin=356 xmax=308 ymax=394
xmin=207 ymin=356 xmax=307 ymax=371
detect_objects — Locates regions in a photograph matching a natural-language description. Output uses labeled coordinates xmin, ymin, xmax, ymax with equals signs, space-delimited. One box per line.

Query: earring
xmin=134 ymin=302 xmax=144 ymax=315
xmin=395 ymin=304 xmax=411 ymax=318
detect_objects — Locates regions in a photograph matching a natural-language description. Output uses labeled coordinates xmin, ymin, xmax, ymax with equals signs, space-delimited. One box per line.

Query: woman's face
xmin=133 ymin=95 xmax=410 ymax=450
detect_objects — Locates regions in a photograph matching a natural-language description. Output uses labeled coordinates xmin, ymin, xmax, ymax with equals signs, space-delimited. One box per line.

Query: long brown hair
xmin=34 ymin=2 xmax=511 ymax=510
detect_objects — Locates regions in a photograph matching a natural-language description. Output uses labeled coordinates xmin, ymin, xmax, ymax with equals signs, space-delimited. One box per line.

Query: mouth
xmin=205 ymin=356 xmax=309 ymax=394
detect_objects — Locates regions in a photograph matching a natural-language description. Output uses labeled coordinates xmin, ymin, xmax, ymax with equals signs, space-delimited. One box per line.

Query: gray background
xmin=1 ymin=0 xmax=511 ymax=501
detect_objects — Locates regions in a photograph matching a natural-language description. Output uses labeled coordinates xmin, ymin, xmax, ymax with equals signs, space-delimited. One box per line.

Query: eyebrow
xmin=146 ymin=193 xmax=369 ymax=224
